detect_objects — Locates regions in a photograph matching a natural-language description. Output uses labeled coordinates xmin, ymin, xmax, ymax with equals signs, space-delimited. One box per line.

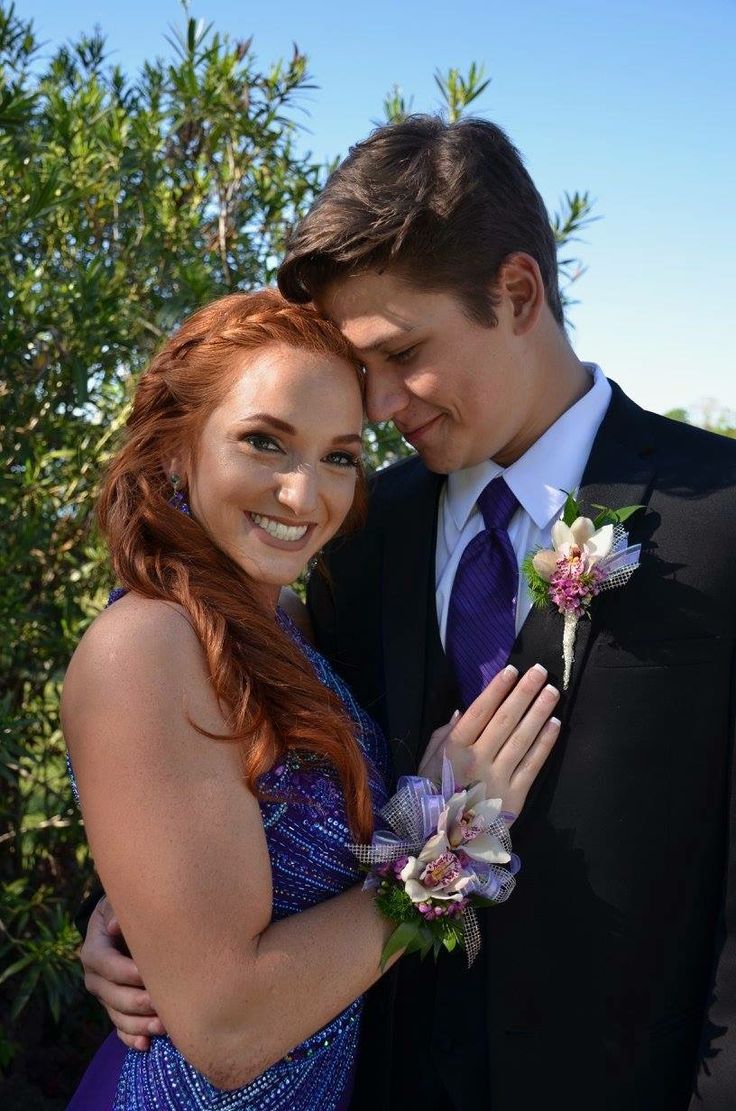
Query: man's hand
xmin=81 ymin=897 xmax=166 ymax=1051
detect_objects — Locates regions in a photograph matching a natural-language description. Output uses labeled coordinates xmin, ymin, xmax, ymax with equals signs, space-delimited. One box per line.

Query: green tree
xmin=0 ymin=4 xmax=594 ymax=1103
xmin=0 ymin=5 xmax=328 ymax=1102
xmin=665 ymin=401 xmax=736 ymax=438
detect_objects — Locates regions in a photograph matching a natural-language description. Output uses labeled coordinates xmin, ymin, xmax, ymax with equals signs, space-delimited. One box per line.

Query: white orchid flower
xmin=533 ymin=517 xmax=614 ymax=582
xmin=398 ymin=786 xmax=510 ymax=904
xmin=400 ymin=851 xmax=478 ymax=904
xmin=551 ymin=517 xmax=613 ymax=562
xmin=438 ymin=787 xmax=509 ymax=865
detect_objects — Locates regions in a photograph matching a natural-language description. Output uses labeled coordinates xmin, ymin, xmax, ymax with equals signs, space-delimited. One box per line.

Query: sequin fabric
xmin=69 ymin=606 xmax=389 ymax=1110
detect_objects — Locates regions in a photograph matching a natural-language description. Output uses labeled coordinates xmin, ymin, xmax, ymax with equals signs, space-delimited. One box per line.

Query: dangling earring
xmin=306 ymin=550 xmax=323 ymax=577
xmin=169 ymin=473 xmax=191 ymax=516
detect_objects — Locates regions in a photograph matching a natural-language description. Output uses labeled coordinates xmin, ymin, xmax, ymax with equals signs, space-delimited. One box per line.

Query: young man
xmin=82 ymin=117 xmax=736 ymax=1110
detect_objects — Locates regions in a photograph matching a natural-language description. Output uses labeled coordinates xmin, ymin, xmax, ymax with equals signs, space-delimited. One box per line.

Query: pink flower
xmin=399 ymin=785 xmax=510 ymax=905
xmin=532 ymin=517 xmax=613 ymax=616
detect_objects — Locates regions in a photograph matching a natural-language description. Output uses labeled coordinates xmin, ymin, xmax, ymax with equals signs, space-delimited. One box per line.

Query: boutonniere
xmin=522 ymin=493 xmax=643 ymax=689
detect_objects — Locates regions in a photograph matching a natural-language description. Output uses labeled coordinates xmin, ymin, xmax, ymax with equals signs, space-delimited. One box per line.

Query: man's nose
xmin=364 ymin=365 xmax=410 ymax=424
xmin=276 ymin=465 xmax=319 ymax=517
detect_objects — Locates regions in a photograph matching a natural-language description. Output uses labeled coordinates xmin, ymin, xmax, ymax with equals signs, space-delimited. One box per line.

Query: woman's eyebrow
xmin=240 ymin=416 xmax=361 ymax=446
xmin=240 ymin=413 xmax=295 ymax=434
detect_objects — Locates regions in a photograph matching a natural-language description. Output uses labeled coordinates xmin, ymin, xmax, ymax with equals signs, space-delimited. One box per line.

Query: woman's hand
xmin=418 ymin=663 xmax=560 ymax=819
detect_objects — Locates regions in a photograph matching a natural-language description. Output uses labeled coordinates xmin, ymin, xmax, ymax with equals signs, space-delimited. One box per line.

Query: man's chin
xmin=420 ymin=456 xmax=453 ymax=475
xmin=417 ymin=443 xmax=501 ymax=475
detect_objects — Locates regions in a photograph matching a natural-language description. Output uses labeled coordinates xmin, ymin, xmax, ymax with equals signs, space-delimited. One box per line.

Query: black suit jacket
xmin=308 ymin=382 xmax=736 ymax=1111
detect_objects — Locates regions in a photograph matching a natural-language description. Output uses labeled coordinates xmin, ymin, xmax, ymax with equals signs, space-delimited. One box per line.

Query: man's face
xmin=319 ymin=270 xmax=536 ymax=473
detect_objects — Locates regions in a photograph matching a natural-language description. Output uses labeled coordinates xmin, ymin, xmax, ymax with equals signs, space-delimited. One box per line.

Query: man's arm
xmin=305 ymin=560 xmax=339 ymax=659
xmin=689 ymin=650 xmax=736 ymax=1107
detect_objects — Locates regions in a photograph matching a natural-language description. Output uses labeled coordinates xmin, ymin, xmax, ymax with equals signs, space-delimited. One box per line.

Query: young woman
xmin=64 ymin=290 xmax=561 ymax=1110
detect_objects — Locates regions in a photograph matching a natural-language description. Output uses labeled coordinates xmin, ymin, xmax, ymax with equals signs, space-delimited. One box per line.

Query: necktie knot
xmin=477 ymin=475 xmax=519 ymax=532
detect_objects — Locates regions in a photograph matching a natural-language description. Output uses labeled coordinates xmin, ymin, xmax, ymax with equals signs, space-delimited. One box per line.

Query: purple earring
xmin=169 ymin=473 xmax=191 ymax=516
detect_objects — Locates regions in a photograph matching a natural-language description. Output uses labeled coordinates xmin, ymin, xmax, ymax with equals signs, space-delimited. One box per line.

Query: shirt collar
xmin=446 ymin=364 xmax=612 ymax=532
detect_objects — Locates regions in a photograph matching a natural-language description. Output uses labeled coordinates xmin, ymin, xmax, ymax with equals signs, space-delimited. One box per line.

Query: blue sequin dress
xmin=68 ymin=608 xmax=389 ymax=1111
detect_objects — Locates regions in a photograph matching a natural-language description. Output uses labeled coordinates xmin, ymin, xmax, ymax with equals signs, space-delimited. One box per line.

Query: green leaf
xmin=11 ymin=966 xmax=40 ymax=1020
xmin=379 ymin=921 xmax=422 ymax=970
xmin=521 ymin=553 xmax=552 ymax=609
xmin=591 ymin=503 xmax=644 ymax=526
xmin=562 ymin=490 xmax=580 ymax=526
xmin=612 ymin=504 xmax=644 ymax=524
xmin=0 ymin=954 xmax=35 ymax=983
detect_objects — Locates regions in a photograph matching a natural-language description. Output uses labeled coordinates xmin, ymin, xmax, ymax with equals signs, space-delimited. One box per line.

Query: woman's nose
xmin=276 ymin=465 xmax=319 ymax=517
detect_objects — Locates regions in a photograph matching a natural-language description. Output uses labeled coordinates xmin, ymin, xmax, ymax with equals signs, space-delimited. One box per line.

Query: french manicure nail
xmin=550 ymin=716 xmax=562 ymax=727
xmin=451 ymin=709 xmax=461 ymax=723
xmin=544 ymin=684 xmax=559 ymax=695
xmin=532 ymin=663 xmax=547 ymax=675
xmin=504 ymin=664 xmax=518 ymax=678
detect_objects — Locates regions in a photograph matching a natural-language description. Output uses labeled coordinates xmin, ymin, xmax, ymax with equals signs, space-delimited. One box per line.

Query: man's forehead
xmin=317 ymin=274 xmax=421 ymax=350
xmin=336 ymin=316 xmax=415 ymax=354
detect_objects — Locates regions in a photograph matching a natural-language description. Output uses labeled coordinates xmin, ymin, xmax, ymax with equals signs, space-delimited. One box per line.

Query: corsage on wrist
xmin=351 ymin=755 xmax=519 ymax=969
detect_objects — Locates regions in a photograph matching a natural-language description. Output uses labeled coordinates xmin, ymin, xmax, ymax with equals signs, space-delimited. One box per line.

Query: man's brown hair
xmin=278 ymin=114 xmax=563 ymax=327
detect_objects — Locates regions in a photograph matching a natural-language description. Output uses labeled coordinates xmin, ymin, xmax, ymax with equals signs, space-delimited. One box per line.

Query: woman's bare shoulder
xmin=62 ymin=594 xmax=205 ymax=722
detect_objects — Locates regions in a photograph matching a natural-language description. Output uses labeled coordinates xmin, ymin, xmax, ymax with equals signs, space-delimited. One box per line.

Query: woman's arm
xmin=72 ymin=601 xmax=559 ymax=1070
xmin=63 ymin=595 xmax=393 ymax=1090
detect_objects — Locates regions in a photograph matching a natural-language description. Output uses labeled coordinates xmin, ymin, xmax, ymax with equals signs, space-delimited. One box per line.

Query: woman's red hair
xmin=96 ymin=290 xmax=373 ymax=839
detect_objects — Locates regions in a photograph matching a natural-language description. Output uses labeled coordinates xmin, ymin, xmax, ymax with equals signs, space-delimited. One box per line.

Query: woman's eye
xmin=242 ymin=433 xmax=281 ymax=453
xmin=389 ymin=345 xmax=417 ymax=366
xmin=324 ymin=451 xmax=359 ymax=469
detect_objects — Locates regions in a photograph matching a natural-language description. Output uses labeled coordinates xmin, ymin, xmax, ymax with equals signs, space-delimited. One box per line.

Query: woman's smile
xmin=246 ymin=511 xmax=316 ymax=548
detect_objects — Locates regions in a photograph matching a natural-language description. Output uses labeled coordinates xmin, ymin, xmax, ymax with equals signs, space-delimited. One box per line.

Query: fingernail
xmin=544 ymin=684 xmax=559 ymax=696
xmin=504 ymin=664 xmax=518 ymax=678
xmin=549 ymin=716 xmax=562 ymax=727
xmin=148 ymin=1021 xmax=161 ymax=1036
xmin=532 ymin=663 xmax=547 ymax=675
xmin=450 ymin=709 xmax=461 ymax=722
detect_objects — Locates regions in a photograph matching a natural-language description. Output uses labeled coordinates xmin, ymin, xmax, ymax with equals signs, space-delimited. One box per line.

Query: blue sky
xmin=19 ymin=0 xmax=736 ymax=416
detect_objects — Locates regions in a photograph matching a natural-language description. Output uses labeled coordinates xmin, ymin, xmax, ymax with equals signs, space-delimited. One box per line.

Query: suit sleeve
xmin=689 ymin=649 xmax=736 ymax=1108
xmin=306 ymin=558 xmax=340 ymax=662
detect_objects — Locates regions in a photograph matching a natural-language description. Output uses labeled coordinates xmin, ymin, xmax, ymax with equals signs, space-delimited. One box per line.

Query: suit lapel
xmin=380 ymin=463 xmax=444 ymax=777
xmin=507 ymin=383 xmax=658 ymax=825
xmin=566 ymin=381 xmax=657 ymax=699
xmin=511 ymin=381 xmax=656 ymax=705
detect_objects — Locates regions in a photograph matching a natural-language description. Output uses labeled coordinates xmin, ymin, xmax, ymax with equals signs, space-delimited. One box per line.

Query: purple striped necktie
xmin=446 ymin=475 xmax=520 ymax=709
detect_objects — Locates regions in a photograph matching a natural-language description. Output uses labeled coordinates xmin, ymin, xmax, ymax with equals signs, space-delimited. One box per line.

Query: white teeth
xmin=250 ymin=513 xmax=309 ymax=542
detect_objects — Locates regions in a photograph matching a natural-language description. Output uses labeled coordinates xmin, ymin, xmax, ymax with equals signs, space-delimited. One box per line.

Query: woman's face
xmin=184 ymin=343 xmax=363 ymax=604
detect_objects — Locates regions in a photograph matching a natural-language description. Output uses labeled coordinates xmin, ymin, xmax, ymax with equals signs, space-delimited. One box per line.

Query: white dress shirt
xmin=435 ymin=364 xmax=612 ymax=646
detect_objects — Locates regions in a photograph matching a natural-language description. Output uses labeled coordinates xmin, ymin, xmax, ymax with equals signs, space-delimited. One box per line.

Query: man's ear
xmin=495 ymin=253 xmax=544 ymax=335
